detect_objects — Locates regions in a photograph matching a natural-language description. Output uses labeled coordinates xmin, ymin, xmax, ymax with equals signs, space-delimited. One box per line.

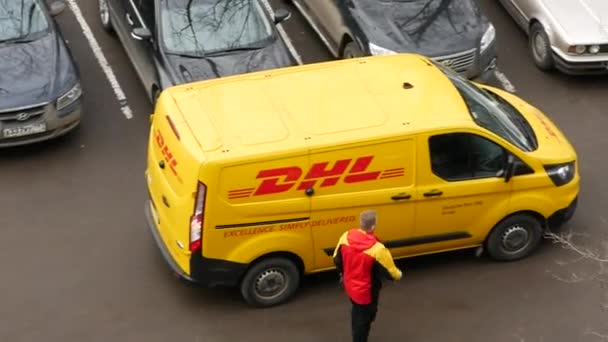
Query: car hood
xmin=543 ymin=0 xmax=608 ymax=43
xmin=354 ymin=0 xmax=486 ymax=56
xmin=165 ymin=40 xmax=294 ymax=83
xmin=0 ymin=33 xmax=58 ymax=110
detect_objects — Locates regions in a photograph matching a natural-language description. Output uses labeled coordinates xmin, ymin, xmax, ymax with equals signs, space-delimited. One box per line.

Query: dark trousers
xmin=350 ymin=298 xmax=378 ymax=342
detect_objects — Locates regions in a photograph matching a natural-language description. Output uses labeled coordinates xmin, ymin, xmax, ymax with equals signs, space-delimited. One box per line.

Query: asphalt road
xmin=2 ymin=1 xmax=608 ymax=341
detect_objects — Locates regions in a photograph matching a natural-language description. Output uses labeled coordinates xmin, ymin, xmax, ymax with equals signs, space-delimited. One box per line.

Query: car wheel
xmin=342 ymin=41 xmax=364 ymax=59
xmin=240 ymin=257 xmax=300 ymax=308
xmin=486 ymin=213 xmax=543 ymax=261
xmin=529 ymin=23 xmax=554 ymax=71
xmin=99 ymin=0 xmax=114 ymax=33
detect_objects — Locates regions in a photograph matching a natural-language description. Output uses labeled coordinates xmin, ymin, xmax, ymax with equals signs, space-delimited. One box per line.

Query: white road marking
xmin=66 ymin=0 xmax=133 ymax=119
xmin=494 ymin=69 xmax=517 ymax=93
xmin=260 ymin=0 xmax=303 ymax=65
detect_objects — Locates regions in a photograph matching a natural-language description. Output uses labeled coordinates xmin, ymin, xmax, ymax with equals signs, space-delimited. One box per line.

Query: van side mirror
xmin=504 ymin=154 xmax=516 ymax=182
xmin=49 ymin=1 xmax=66 ymax=16
xmin=273 ymin=9 xmax=291 ymax=24
xmin=132 ymin=27 xmax=152 ymax=41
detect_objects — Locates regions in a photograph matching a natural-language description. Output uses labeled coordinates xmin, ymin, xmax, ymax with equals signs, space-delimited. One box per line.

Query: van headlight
xmin=480 ymin=24 xmax=496 ymax=53
xmin=544 ymin=161 xmax=575 ymax=186
xmin=368 ymin=42 xmax=397 ymax=56
xmin=57 ymin=82 xmax=83 ymax=110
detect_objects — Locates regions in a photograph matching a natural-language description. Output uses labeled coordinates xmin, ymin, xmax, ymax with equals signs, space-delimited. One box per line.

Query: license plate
xmin=3 ymin=123 xmax=46 ymax=138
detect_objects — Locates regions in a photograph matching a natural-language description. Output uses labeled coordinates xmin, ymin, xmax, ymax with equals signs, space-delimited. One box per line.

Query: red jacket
xmin=333 ymin=228 xmax=402 ymax=305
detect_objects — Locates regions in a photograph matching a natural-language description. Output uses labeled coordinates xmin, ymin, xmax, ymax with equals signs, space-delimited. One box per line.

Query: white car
xmin=499 ymin=0 xmax=608 ymax=74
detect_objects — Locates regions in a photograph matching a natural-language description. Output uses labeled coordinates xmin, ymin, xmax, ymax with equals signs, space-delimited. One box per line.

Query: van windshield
xmin=437 ymin=63 xmax=538 ymax=152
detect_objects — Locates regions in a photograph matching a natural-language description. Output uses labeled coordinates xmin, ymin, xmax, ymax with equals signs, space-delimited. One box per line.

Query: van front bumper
xmin=547 ymin=196 xmax=578 ymax=230
xmin=144 ymin=200 xmax=247 ymax=288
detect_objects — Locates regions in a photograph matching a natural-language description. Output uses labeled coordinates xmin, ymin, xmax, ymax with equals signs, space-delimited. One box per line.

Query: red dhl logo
xmin=228 ymin=156 xmax=404 ymax=199
xmin=155 ymin=130 xmax=178 ymax=177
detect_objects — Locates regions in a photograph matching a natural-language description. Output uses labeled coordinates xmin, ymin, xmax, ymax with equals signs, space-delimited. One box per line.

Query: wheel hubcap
xmin=254 ymin=268 xmax=288 ymax=300
xmin=501 ymin=225 xmax=531 ymax=254
xmin=99 ymin=0 xmax=109 ymax=24
xmin=533 ymin=33 xmax=547 ymax=61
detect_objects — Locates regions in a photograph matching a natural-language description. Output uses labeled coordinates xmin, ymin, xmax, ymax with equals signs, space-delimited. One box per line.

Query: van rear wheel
xmin=240 ymin=257 xmax=300 ymax=307
xmin=486 ymin=214 xmax=543 ymax=261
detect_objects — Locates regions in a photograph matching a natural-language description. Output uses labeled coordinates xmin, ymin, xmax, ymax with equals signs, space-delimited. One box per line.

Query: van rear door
xmin=146 ymin=97 xmax=203 ymax=270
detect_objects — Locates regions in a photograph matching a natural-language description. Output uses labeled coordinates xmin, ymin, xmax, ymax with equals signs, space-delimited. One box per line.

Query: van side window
xmin=429 ymin=133 xmax=506 ymax=181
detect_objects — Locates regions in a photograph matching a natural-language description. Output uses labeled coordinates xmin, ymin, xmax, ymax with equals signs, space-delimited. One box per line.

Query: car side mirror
xmin=504 ymin=154 xmax=516 ymax=182
xmin=132 ymin=27 xmax=152 ymax=41
xmin=273 ymin=9 xmax=291 ymax=24
xmin=49 ymin=1 xmax=66 ymax=16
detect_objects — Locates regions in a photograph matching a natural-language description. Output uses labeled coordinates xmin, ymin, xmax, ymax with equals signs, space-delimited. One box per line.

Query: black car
xmin=0 ymin=0 xmax=83 ymax=148
xmin=292 ymin=0 xmax=498 ymax=81
xmin=99 ymin=0 xmax=297 ymax=102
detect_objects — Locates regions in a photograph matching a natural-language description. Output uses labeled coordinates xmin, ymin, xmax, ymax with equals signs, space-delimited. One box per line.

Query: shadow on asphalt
xmin=0 ymin=125 xmax=83 ymax=161
xmin=157 ymin=239 xmax=560 ymax=310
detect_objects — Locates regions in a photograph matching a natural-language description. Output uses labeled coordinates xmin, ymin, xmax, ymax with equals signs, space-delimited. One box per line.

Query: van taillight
xmin=189 ymin=182 xmax=207 ymax=252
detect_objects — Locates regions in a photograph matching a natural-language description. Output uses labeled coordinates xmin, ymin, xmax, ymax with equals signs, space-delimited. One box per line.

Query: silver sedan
xmin=499 ymin=0 xmax=608 ymax=75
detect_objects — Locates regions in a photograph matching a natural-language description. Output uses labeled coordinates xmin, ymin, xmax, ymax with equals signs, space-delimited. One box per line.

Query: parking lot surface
xmin=2 ymin=1 xmax=608 ymax=341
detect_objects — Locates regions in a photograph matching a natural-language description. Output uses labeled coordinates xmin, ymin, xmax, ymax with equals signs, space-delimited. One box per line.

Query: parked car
xmin=291 ymin=0 xmax=498 ymax=81
xmin=499 ymin=0 xmax=608 ymax=74
xmin=0 ymin=0 xmax=82 ymax=148
xmin=98 ymin=0 xmax=297 ymax=103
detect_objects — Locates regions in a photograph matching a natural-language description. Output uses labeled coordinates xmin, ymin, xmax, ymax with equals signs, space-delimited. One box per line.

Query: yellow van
xmin=144 ymin=54 xmax=579 ymax=307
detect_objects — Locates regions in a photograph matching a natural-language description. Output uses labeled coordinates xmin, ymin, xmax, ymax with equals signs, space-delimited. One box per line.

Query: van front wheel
xmin=486 ymin=214 xmax=543 ymax=261
xmin=240 ymin=257 xmax=300 ymax=307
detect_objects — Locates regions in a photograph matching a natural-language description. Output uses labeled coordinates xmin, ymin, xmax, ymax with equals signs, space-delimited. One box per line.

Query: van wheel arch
xmin=243 ymin=251 xmax=305 ymax=279
xmin=484 ymin=211 xmax=547 ymax=261
xmin=238 ymin=252 xmax=305 ymax=308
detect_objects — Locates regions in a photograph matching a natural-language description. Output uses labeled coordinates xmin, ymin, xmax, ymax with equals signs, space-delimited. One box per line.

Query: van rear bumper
xmin=144 ymin=200 xmax=247 ymax=288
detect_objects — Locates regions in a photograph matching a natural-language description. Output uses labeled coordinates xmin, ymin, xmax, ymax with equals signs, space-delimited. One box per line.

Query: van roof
xmin=166 ymin=53 xmax=476 ymax=160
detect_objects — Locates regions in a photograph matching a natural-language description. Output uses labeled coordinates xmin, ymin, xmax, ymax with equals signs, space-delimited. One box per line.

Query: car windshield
xmin=161 ymin=0 xmax=274 ymax=56
xmin=0 ymin=0 xmax=49 ymax=43
xmin=436 ymin=62 xmax=537 ymax=152
xmin=369 ymin=0 xmax=479 ymax=44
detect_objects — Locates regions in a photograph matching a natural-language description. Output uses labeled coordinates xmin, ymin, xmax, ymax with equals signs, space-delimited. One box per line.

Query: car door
xmin=308 ymin=138 xmax=417 ymax=270
xmin=111 ymin=0 xmax=158 ymax=98
xmin=498 ymin=0 xmax=532 ymax=30
xmin=411 ymin=131 xmax=513 ymax=255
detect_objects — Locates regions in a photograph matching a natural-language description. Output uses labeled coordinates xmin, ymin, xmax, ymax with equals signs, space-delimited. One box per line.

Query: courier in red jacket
xmin=333 ymin=209 xmax=403 ymax=342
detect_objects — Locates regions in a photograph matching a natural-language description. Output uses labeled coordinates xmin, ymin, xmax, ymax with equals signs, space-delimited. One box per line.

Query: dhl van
xmin=144 ymin=54 xmax=579 ymax=307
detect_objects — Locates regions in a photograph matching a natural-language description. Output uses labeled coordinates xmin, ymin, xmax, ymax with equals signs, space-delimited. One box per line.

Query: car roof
xmin=165 ymin=53 xmax=477 ymax=160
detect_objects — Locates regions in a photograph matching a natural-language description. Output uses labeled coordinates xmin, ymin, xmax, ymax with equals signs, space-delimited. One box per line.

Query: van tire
xmin=486 ymin=214 xmax=543 ymax=261
xmin=240 ymin=257 xmax=300 ymax=308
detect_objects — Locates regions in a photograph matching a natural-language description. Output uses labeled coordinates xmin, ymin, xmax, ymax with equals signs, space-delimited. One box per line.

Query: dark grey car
xmin=292 ymin=0 xmax=498 ymax=81
xmin=0 ymin=0 xmax=83 ymax=148
xmin=98 ymin=0 xmax=297 ymax=103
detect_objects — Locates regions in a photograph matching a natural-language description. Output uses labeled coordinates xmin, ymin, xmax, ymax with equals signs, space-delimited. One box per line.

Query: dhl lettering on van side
xmin=227 ymin=156 xmax=405 ymax=199
xmin=154 ymin=129 xmax=179 ymax=177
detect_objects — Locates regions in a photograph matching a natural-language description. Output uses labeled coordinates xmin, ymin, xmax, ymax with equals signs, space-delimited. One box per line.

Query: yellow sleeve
xmin=374 ymin=244 xmax=402 ymax=280
xmin=332 ymin=230 xmax=350 ymax=258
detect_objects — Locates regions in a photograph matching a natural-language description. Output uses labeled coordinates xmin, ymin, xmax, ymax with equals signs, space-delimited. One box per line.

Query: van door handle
xmin=423 ymin=189 xmax=443 ymax=197
xmin=391 ymin=193 xmax=411 ymax=201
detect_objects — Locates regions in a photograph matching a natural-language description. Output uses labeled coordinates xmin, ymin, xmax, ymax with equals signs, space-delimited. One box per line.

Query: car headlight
xmin=57 ymin=82 xmax=82 ymax=110
xmin=368 ymin=42 xmax=397 ymax=56
xmin=544 ymin=161 xmax=575 ymax=186
xmin=480 ymin=24 xmax=496 ymax=53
